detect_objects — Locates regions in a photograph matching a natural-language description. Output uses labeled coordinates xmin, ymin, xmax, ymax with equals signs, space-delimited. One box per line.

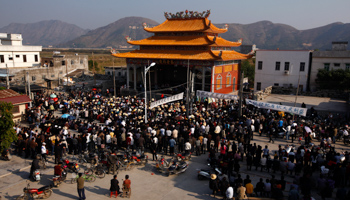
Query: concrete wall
xmin=6 ymin=54 xmax=88 ymax=87
xmin=254 ymin=50 xmax=311 ymax=92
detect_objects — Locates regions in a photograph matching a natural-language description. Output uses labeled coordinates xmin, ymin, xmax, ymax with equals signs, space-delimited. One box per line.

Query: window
xmin=32 ymin=76 xmax=36 ymax=81
xmin=274 ymin=83 xmax=279 ymax=86
xmin=107 ymin=72 xmax=111 ymax=75
xmin=16 ymin=55 xmax=20 ymax=58
xmin=346 ymin=64 xmax=350 ymax=71
xmin=42 ymin=75 xmax=46 ymax=79
xmin=118 ymin=72 xmax=121 ymax=76
xmin=334 ymin=63 xmax=340 ymax=67
xmin=9 ymin=57 xmax=13 ymax=61
xmin=62 ymin=60 xmax=65 ymax=65
xmin=80 ymin=59 xmax=83 ymax=64
xmin=284 ymin=62 xmax=290 ymax=71
xmin=23 ymin=55 xmax=27 ymax=62
xmin=0 ymin=55 xmax=4 ymax=63
xmin=226 ymin=73 xmax=232 ymax=87
xmin=34 ymin=55 xmax=38 ymax=62
xmin=216 ymin=74 xmax=222 ymax=90
xmin=12 ymin=105 xmax=20 ymax=114
xmin=51 ymin=75 xmax=55 ymax=78
xmin=257 ymin=61 xmax=263 ymax=70
xmin=256 ymin=82 xmax=261 ymax=90
xmin=300 ymin=62 xmax=305 ymax=72
xmin=275 ymin=62 xmax=280 ymax=71
xmin=71 ymin=60 xmax=74 ymax=65
xmin=324 ymin=63 xmax=330 ymax=71
xmin=59 ymin=71 xmax=63 ymax=74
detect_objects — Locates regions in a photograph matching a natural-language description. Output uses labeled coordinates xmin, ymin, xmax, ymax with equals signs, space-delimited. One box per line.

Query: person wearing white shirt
xmin=41 ymin=142 xmax=47 ymax=162
xmin=225 ymin=186 xmax=234 ymax=199
xmin=184 ymin=141 xmax=191 ymax=154
xmin=166 ymin=129 xmax=172 ymax=137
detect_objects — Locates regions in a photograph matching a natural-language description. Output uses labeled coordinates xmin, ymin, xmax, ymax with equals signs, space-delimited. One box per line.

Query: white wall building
xmin=254 ymin=50 xmax=312 ymax=92
xmin=0 ymin=33 xmax=42 ymax=69
xmin=310 ymin=42 xmax=350 ymax=91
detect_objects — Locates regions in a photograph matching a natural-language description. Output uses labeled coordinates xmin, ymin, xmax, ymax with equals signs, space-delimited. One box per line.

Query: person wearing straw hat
xmin=209 ymin=174 xmax=220 ymax=197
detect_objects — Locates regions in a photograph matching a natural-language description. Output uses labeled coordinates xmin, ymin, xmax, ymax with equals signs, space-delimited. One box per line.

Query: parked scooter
xmin=62 ymin=159 xmax=80 ymax=173
xmin=167 ymin=160 xmax=188 ymax=176
xmin=32 ymin=170 xmax=41 ymax=182
xmin=52 ymin=170 xmax=67 ymax=187
xmin=198 ymin=164 xmax=224 ymax=180
xmin=176 ymin=152 xmax=191 ymax=161
xmin=1 ymin=149 xmax=12 ymax=161
xmin=16 ymin=182 xmax=52 ymax=199
xmin=155 ymin=156 xmax=170 ymax=172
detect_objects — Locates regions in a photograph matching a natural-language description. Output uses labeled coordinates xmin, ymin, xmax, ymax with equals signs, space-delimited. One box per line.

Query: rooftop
xmin=0 ymin=89 xmax=31 ymax=105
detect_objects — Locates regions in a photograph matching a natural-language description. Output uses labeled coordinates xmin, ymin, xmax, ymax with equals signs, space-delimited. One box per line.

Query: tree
xmin=316 ymin=69 xmax=350 ymax=90
xmin=88 ymin=60 xmax=99 ymax=72
xmin=241 ymin=59 xmax=255 ymax=88
xmin=0 ymin=102 xmax=17 ymax=152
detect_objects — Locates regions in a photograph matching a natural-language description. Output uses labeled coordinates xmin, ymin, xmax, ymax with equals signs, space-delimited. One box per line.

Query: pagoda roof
xmin=144 ymin=18 xmax=227 ymax=34
xmin=127 ymin=35 xmax=241 ymax=47
xmin=112 ymin=49 xmax=251 ymax=61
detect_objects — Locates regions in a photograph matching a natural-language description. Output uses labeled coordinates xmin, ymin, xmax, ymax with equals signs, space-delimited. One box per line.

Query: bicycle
xmin=71 ymin=173 xmax=96 ymax=183
xmin=84 ymin=163 xmax=106 ymax=178
xmin=71 ymin=154 xmax=88 ymax=167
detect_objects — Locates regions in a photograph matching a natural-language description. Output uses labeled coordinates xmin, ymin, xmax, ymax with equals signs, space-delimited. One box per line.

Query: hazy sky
xmin=1 ymin=0 xmax=350 ymax=30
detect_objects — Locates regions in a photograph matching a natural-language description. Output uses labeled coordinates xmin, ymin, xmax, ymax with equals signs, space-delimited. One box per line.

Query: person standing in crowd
xmin=41 ymin=142 xmax=47 ymax=162
xmin=110 ymin=175 xmax=119 ymax=198
xmin=77 ymin=173 xmax=85 ymax=200
xmin=225 ymin=184 xmax=234 ymax=200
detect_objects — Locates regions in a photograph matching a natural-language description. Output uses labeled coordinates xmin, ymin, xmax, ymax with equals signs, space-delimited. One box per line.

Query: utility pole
xmin=93 ymin=52 xmax=96 ymax=85
xmin=66 ymin=54 xmax=68 ymax=86
xmin=113 ymin=59 xmax=116 ymax=97
xmin=186 ymin=59 xmax=190 ymax=117
xmin=148 ymin=60 xmax=151 ymax=100
xmin=239 ymin=71 xmax=244 ymax=117
xmin=6 ymin=64 xmax=9 ymax=89
xmin=27 ymin=71 xmax=32 ymax=107
xmin=293 ymin=74 xmax=301 ymax=120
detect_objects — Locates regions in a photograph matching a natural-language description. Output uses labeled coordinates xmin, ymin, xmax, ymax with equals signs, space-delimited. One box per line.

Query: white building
xmin=310 ymin=42 xmax=350 ymax=91
xmin=254 ymin=50 xmax=312 ymax=92
xmin=0 ymin=33 xmax=42 ymax=69
xmin=104 ymin=66 xmax=127 ymax=83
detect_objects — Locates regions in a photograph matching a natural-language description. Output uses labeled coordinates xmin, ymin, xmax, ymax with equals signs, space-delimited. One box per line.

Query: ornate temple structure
xmin=112 ymin=10 xmax=251 ymax=95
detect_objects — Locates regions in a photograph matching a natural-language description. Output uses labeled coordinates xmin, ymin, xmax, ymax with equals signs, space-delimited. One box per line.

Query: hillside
xmin=0 ymin=20 xmax=88 ymax=46
xmin=2 ymin=17 xmax=350 ymax=50
xmin=60 ymin=17 xmax=159 ymax=48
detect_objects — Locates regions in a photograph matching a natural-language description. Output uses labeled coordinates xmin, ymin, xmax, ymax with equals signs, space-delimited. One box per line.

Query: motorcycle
xmin=62 ymin=159 xmax=80 ymax=173
xmin=52 ymin=170 xmax=67 ymax=187
xmin=198 ymin=164 xmax=224 ymax=180
xmin=155 ymin=156 xmax=170 ymax=173
xmin=16 ymin=182 xmax=52 ymax=200
xmin=32 ymin=170 xmax=41 ymax=182
xmin=167 ymin=160 xmax=188 ymax=176
xmin=130 ymin=152 xmax=148 ymax=165
xmin=176 ymin=152 xmax=191 ymax=161
xmin=1 ymin=149 xmax=12 ymax=161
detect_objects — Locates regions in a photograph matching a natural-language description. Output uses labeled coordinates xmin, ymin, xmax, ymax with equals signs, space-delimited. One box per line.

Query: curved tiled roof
xmin=127 ymin=35 xmax=212 ymax=46
xmin=127 ymin=35 xmax=241 ymax=47
xmin=112 ymin=49 xmax=219 ymax=60
xmin=113 ymin=49 xmax=251 ymax=61
xmin=144 ymin=18 xmax=227 ymax=34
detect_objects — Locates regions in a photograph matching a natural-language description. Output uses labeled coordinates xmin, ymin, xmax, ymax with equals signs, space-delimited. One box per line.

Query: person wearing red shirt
xmin=123 ymin=175 xmax=131 ymax=198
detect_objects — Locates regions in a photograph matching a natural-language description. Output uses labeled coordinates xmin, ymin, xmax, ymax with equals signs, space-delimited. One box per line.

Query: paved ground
xmin=1 ymin=131 xmax=350 ymax=200
xmin=263 ymin=94 xmax=350 ymax=113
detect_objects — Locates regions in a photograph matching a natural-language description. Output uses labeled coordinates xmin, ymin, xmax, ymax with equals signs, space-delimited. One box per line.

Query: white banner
xmin=245 ymin=99 xmax=307 ymax=116
xmin=196 ymin=90 xmax=238 ymax=100
xmin=150 ymin=92 xmax=184 ymax=109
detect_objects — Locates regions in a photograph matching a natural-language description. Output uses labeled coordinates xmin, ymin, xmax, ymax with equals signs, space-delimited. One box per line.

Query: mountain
xmin=60 ymin=17 xmax=159 ymax=48
xmin=64 ymin=17 xmax=350 ymax=50
xmin=2 ymin=17 xmax=350 ymax=50
xmin=0 ymin=20 xmax=88 ymax=46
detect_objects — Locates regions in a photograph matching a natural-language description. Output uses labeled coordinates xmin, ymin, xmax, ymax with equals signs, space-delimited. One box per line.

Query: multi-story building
xmin=254 ymin=50 xmax=312 ymax=92
xmin=0 ymin=33 xmax=42 ymax=69
xmin=310 ymin=42 xmax=350 ymax=91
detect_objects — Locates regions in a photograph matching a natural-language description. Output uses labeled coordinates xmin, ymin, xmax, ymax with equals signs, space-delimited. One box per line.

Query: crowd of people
xmin=12 ymin=88 xmax=350 ymax=199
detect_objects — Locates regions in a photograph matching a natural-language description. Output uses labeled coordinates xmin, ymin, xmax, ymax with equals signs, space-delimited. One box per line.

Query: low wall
xmin=254 ymin=86 xmax=272 ymax=100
